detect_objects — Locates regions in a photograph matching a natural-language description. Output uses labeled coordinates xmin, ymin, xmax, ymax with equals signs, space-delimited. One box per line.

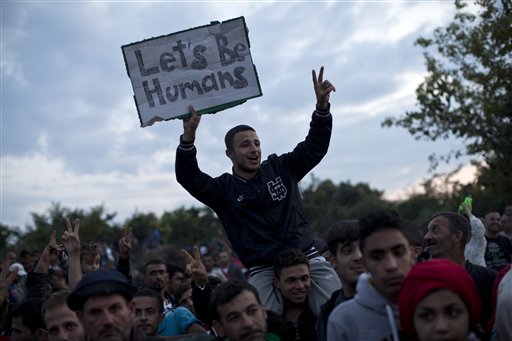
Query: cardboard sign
xmin=122 ymin=17 xmax=262 ymax=127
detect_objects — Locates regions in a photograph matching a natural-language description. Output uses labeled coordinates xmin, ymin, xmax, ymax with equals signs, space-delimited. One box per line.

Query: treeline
xmin=3 ymin=172 xmax=509 ymax=256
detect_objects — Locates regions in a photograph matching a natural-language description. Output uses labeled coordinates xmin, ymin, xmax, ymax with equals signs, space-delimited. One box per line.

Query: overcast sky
xmin=1 ymin=1 xmax=476 ymax=229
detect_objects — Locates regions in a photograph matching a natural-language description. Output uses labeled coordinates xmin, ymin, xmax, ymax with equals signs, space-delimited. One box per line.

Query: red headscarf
xmin=399 ymin=258 xmax=481 ymax=340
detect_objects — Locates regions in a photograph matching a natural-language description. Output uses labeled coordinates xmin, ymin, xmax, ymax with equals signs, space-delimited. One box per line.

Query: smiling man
xmin=327 ymin=210 xmax=416 ymax=341
xmin=175 ymin=67 xmax=340 ymax=317
xmin=424 ymin=212 xmax=497 ymax=340
xmin=272 ymin=249 xmax=316 ymax=341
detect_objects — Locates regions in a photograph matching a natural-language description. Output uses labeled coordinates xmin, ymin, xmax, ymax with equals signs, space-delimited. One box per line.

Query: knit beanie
xmin=398 ymin=259 xmax=481 ymax=340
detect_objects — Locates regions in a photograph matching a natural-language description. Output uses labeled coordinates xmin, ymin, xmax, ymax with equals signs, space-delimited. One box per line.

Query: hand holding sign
xmin=313 ymin=66 xmax=336 ymax=112
xmin=182 ymin=105 xmax=202 ymax=142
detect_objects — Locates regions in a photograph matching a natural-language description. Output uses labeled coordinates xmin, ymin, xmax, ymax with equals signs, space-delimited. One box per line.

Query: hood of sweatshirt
xmin=354 ymin=272 xmax=400 ymax=330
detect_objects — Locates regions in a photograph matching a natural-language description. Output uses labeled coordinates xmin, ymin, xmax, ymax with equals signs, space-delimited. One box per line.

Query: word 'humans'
xmin=144 ymin=66 xmax=248 ymax=107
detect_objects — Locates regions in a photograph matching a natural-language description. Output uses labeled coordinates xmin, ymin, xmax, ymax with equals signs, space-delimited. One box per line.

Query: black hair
xmin=134 ymin=288 xmax=164 ymax=315
xmin=326 ymin=219 xmax=361 ymax=255
xmin=210 ymin=280 xmax=261 ymax=322
xmin=272 ymin=248 xmax=309 ymax=278
xmin=224 ymin=124 xmax=255 ymax=150
xmin=359 ymin=210 xmax=409 ymax=252
xmin=166 ymin=263 xmax=185 ymax=278
xmin=144 ymin=259 xmax=167 ymax=273
xmin=430 ymin=212 xmax=470 ymax=248
xmin=11 ymin=298 xmax=46 ymax=334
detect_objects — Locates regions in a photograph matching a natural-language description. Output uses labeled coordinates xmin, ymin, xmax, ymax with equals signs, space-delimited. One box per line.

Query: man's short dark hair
xmin=134 ymin=288 xmax=164 ymax=315
xmin=272 ymin=248 xmax=309 ymax=278
xmin=11 ymin=298 xmax=46 ymax=334
xmin=430 ymin=212 xmax=470 ymax=248
xmin=166 ymin=263 xmax=184 ymax=278
xmin=359 ymin=210 xmax=408 ymax=252
xmin=144 ymin=259 xmax=167 ymax=273
xmin=42 ymin=290 xmax=71 ymax=319
xmin=401 ymin=219 xmax=425 ymax=248
xmin=210 ymin=280 xmax=261 ymax=322
xmin=326 ymin=220 xmax=361 ymax=255
xmin=224 ymin=124 xmax=255 ymax=150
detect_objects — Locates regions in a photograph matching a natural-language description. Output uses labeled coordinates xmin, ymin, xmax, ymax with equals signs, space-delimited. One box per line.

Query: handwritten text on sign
xmin=122 ymin=17 xmax=262 ymax=127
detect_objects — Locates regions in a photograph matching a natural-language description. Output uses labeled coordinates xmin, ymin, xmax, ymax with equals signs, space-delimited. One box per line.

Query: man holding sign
xmin=175 ymin=67 xmax=340 ymax=317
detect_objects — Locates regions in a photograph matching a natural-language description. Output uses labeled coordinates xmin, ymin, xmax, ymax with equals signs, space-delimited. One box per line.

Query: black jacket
xmin=176 ymin=108 xmax=332 ymax=268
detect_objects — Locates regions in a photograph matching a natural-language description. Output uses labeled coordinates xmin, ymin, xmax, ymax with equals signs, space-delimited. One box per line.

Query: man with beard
xmin=133 ymin=289 xmax=164 ymax=337
xmin=210 ymin=281 xmax=277 ymax=341
xmin=483 ymin=211 xmax=512 ymax=272
xmin=272 ymin=249 xmax=315 ymax=341
xmin=67 ymin=269 xmax=142 ymax=341
xmin=144 ymin=259 xmax=174 ymax=315
xmin=424 ymin=211 xmax=496 ymax=341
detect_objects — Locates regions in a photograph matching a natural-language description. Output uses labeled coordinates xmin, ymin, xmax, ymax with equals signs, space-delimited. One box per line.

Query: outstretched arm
xmin=312 ymin=66 xmax=336 ymax=111
xmin=63 ymin=218 xmax=82 ymax=289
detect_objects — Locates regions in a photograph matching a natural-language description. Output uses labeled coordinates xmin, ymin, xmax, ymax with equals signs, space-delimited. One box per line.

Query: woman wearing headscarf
xmin=399 ymin=258 xmax=482 ymax=341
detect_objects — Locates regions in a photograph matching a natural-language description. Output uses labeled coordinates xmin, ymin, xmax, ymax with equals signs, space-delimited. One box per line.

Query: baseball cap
xmin=67 ymin=269 xmax=136 ymax=311
xmin=9 ymin=262 xmax=27 ymax=276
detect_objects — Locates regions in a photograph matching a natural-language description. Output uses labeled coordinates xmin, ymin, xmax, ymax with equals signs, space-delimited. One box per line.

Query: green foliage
xmin=301 ymin=177 xmax=391 ymax=235
xmin=382 ymin=0 xmax=512 ymax=193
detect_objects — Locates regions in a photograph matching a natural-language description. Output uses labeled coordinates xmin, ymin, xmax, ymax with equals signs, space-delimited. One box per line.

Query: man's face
xmin=214 ymin=290 xmax=267 ymax=341
xmin=332 ymin=240 xmax=365 ymax=287
xmin=226 ymin=130 xmax=261 ymax=178
xmin=80 ymin=254 xmax=101 ymax=273
xmin=145 ymin=263 xmax=169 ymax=291
xmin=217 ymin=252 xmax=231 ymax=268
xmin=274 ymin=264 xmax=311 ymax=305
xmin=178 ymin=288 xmax=195 ymax=314
xmin=484 ymin=212 xmax=502 ymax=234
xmin=202 ymin=256 xmax=215 ymax=272
xmin=44 ymin=303 xmax=86 ymax=341
xmin=413 ymin=289 xmax=470 ymax=341
xmin=10 ymin=317 xmax=35 ymax=341
xmin=78 ymin=294 xmax=134 ymax=341
xmin=133 ymin=296 xmax=162 ymax=337
xmin=501 ymin=214 xmax=512 ymax=232
xmin=424 ymin=216 xmax=459 ymax=259
xmin=363 ymin=228 xmax=414 ymax=303
xmin=168 ymin=271 xmax=184 ymax=293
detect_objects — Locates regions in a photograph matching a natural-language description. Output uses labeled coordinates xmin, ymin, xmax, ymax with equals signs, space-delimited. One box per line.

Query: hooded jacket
xmin=326 ymin=273 xmax=400 ymax=341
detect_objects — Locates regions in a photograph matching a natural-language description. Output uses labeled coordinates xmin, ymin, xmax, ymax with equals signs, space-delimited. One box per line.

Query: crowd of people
xmin=1 ymin=67 xmax=511 ymax=341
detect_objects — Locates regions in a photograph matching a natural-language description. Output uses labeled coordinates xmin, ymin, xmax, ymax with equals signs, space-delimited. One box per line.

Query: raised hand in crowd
xmin=312 ymin=66 xmax=336 ymax=111
xmin=181 ymin=246 xmax=208 ymax=287
xmin=63 ymin=218 xmax=82 ymax=289
xmin=118 ymin=227 xmax=132 ymax=260
xmin=34 ymin=230 xmax=61 ymax=273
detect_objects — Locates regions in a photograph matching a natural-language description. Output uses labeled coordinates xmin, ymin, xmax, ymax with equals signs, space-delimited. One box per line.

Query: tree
xmin=382 ymin=0 xmax=512 ymax=200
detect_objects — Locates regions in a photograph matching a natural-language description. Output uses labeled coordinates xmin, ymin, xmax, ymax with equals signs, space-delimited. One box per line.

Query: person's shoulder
xmin=329 ymin=294 xmax=357 ymax=318
xmin=466 ymin=261 xmax=497 ymax=280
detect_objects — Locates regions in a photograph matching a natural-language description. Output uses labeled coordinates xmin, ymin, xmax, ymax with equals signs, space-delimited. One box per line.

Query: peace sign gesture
xmin=181 ymin=246 xmax=208 ymax=286
xmin=63 ymin=218 xmax=81 ymax=256
xmin=312 ymin=66 xmax=336 ymax=112
xmin=118 ymin=227 xmax=133 ymax=260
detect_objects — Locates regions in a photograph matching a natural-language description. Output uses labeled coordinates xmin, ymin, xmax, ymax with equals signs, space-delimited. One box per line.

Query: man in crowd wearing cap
xmin=42 ymin=290 xmax=86 ymax=341
xmin=327 ymin=210 xmax=416 ymax=341
xmin=424 ymin=211 xmax=497 ymax=340
xmin=67 ymin=269 xmax=141 ymax=341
